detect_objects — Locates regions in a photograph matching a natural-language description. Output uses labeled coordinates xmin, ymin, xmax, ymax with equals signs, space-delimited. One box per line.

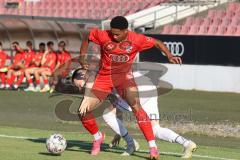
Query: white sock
xmin=148 ymin=140 xmax=157 ymax=148
xmin=29 ymin=83 xmax=34 ymax=87
xmin=5 ymin=84 xmax=10 ymax=88
xmin=102 ymin=108 xmax=128 ymax=136
xmin=14 ymin=84 xmax=18 ymax=89
xmin=152 ymin=124 xmax=188 ymax=146
xmin=93 ymin=131 xmax=102 ymax=140
xmin=103 ymin=108 xmax=134 ymax=145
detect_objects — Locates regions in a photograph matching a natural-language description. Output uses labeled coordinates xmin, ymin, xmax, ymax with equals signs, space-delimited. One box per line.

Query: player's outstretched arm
xmin=80 ymin=31 xmax=90 ymax=69
xmin=155 ymin=40 xmax=182 ymax=64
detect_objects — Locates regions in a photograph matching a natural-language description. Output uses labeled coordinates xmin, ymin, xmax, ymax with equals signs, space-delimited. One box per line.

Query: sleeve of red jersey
xmin=0 ymin=53 xmax=7 ymax=68
xmin=88 ymin=28 xmax=102 ymax=45
xmin=138 ymin=34 xmax=156 ymax=51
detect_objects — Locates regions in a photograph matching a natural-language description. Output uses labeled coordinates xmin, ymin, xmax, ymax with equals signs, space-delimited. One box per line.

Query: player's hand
xmin=168 ymin=56 xmax=182 ymax=65
xmin=109 ymin=134 xmax=121 ymax=148
xmin=78 ymin=104 xmax=89 ymax=116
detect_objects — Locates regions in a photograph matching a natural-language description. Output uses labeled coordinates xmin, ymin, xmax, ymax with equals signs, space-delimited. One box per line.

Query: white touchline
xmin=0 ymin=134 xmax=237 ymax=160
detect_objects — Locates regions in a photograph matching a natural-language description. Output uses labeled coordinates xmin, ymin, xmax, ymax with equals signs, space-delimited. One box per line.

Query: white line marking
xmin=0 ymin=134 xmax=238 ymax=160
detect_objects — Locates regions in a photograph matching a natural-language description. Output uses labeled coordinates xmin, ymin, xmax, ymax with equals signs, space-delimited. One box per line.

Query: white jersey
xmin=110 ymin=71 xmax=160 ymax=120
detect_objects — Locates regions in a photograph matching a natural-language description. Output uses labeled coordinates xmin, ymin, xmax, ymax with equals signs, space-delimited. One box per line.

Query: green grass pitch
xmin=0 ymin=90 xmax=239 ymax=160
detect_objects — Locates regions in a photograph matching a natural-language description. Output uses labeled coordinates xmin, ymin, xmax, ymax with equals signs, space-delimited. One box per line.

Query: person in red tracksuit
xmin=34 ymin=41 xmax=57 ymax=92
xmin=0 ymin=42 xmax=7 ymax=89
xmin=5 ymin=42 xmax=26 ymax=90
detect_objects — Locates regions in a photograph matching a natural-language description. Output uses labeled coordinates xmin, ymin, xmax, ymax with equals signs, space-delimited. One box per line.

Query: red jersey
xmin=23 ymin=50 xmax=35 ymax=67
xmin=42 ymin=52 xmax=57 ymax=71
xmin=13 ymin=52 xmax=24 ymax=66
xmin=57 ymin=51 xmax=71 ymax=66
xmin=31 ymin=52 xmax=44 ymax=67
xmin=0 ymin=51 xmax=7 ymax=68
xmin=88 ymin=29 xmax=156 ymax=75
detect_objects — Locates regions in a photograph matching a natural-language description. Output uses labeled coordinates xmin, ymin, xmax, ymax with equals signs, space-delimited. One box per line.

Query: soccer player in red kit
xmin=5 ymin=42 xmax=26 ymax=89
xmin=78 ymin=16 xmax=182 ymax=159
xmin=0 ymin=42 xmax=7 ymax=89
xmin=50 ymin=41 xmax=71 ymax=93
xmin=24 ymin=43 xmax=45 ymax=91
xmin=34 ymin=41 xmax=57 ymax=92
xmin=12 ymin=41 xmax=35 ymax=89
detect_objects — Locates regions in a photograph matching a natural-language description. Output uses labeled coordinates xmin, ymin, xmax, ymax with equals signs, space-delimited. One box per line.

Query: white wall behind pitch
xmin=161 ymin=64 xmax=240 ymax=93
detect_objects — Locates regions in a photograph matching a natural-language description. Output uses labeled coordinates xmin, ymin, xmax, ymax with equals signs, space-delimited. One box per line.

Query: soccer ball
xmin=46 ymin=133 xmax=67 ymax=154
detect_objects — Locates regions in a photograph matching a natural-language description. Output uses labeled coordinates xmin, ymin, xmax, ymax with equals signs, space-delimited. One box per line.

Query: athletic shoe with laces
xmin=181 ymin=140 xmax=197 ymax=159
xmin=33 ymin=86 xmax=41 ymax=92
xmin=40 ymin=85 xmax=50 ymax=93
xmin=150 ymin=147 xmax=159 ymax=160
xmin=91 ymin=132 xmax=105 ymax=156
xmin=24 ymin=85 xmax=35 ymax=92
xmin=121 ymin=139 xmax=140 ymax=156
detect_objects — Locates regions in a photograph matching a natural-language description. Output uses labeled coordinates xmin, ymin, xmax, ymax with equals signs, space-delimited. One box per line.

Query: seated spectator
xmin=24 ymin=42 xmax=45 ymax=91
xmin=50 ymin=41 xmax=72 ymax=93
xmin=0 ymin=42 xmax=7 ymax=89
xmin=34 ymin=41 xmax=57 ymax=92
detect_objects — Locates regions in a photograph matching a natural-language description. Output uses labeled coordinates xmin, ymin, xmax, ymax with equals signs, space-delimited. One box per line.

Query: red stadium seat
xmin=188 ymin=25 xmax=199 ymax=35
xmin=207 ymin=10 xmax=217 ymax=18
xmin=225 ymin=10 xmax=235 ymax=18
xmin=212 ymin=18 xmax=222 ymax=26
xmin=180 ymin=25 xmax=189 ymax=34
xmin=231 ymin=16 xmax=240 ymax=26
xmin=221 ymin=17 xmax=231 ymax=26
xmin=216 ymin=25 xmax=227 ymax=35
xmin=198 ymin=25 xmax=209 ymax=35
xmin=215 ymin=10 xmax=226 ymax=18
xmin=202 ymin=17 xmax=212 ymax=26
xmin=193 ymin=17 xmax=203 ymax=26
xmin=161 ymin=25 xmax=172 ymax=34
xmin=225 ymin=26 xmax=237 ymax=36
xmin=170 ymin=25 xmax=181 ymax=34
xmin=207 ymin=25 xmax=218 ymax=35
xmin=184 ymin=16 xmax=194 ymax=26
xmin=235 ymin=26 xmax=240 ymax=35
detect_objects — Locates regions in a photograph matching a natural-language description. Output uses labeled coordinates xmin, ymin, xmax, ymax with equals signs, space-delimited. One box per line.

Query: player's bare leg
xmin=24 ymin=68 xmax=37 ymax=91
xmin=13 ymin=70 xmax=25 ymax=89
xmin=124 ymin=86 xmax=159 ymax=160
xmin=5 ymin=69 xmax=14 ymax=89
xmin=39 ymin=70 xmax=52 ymax=92
xmin=78 ymin=93 xmax=105 ymax=155
xmin=33 ymin=69 xmax=44 ymax=92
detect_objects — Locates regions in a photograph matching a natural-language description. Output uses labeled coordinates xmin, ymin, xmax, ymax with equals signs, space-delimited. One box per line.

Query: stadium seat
xmin=170 ymin=25 xmax=181 ymax=34
xmin=212 ymin=18 xmax=222 ymax=26
xmin=216 ymin=26 xmax=227 ymax=35
xmin=179 ymin=25 xmax=189 ymax=34
xmin=198 ymin=25 xmax=209 ymax=35
xmin=161 ymin=25 xmax=172 ymax=34
xmin=235 ymin=26 xmax=240 ymax=35
xmin=193 ymin=17 xmax=203 ymax=26
xmin=231 ymin=16 xmax=240 ymax=26
xmin=225 ymin=26 xmax=237 ymax=35
xmin=225 ymin=10 xmax=235 ymax=18
xmin=221 ymin=17 xmax=231 ymax=26
xmin=184 ymin=16 xmax=194 ymax=26
xmin=188 ymin=25 xmax=199 ymax=35
xmin=207 ymin=9 xmax=217 ymax=18
xmin=207 ymin=25 xmax=218 ymax=35
xmin=215 ymin=10 xmax=226 ymax=18
xmin=202 ymin=17 xmax=212 ymax=26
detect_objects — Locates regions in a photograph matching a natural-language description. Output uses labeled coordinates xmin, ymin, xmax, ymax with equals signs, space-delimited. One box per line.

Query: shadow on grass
xmin=27 ymin=138 xmax=150 ymax=159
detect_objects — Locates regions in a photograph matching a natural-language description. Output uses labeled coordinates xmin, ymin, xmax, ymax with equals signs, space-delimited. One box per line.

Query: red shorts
xmin=92 ymin=73 xmax=136 ymax=100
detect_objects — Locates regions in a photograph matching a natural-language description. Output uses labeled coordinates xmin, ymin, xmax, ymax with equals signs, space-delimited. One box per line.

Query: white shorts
xmin=110 ymin=71 xmax=160 ymax=120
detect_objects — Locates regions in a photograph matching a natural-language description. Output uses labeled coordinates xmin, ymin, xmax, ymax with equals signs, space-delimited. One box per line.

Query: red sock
xmin=134 ymin=108 xmax=155 ymax=142
xmin=36 ymin=79 xmax=40 ymax=85
xmin=7 ymin=75 xmax=16 ymax=86
xmin=0 ymin=73 xmax=6 ymax=85
xmin=43 ymin=78 xmax=48 ymax=85
xmin=79 ymin=112 xmax=99 ymax=135
xmin=16 ymin=74 xmax=25 ymax=86
xmin=27 ymin=78 xmax=33 ymax=84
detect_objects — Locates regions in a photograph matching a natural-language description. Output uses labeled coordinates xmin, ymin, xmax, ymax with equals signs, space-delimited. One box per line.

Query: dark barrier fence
xmin=140 ymin=34 xmax=240 ymax=66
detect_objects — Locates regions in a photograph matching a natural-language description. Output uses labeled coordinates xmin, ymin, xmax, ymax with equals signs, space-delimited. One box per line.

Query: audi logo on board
xmin=109 ymin=54 xmax=130 ymax=62
xmin=162 ymin=42 xmax=184 ymax=56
